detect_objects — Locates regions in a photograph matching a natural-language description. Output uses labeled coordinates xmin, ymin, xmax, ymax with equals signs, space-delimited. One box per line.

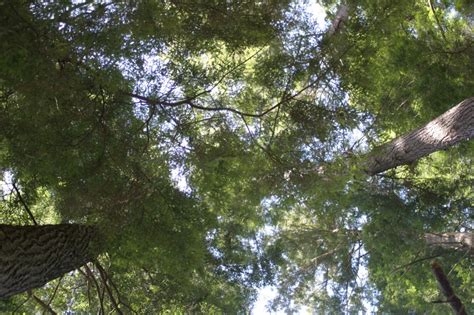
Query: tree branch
xmin=95 ymin=261 xmax=136 ymax=314
xmin=43 ymin=276 xmax=63 ymax=315
xmin=94 ymin=262 xmax=124 ymax=315
xmin=392 ymin=254 xmax=442 ymax=272
xmin=28 ymin=291 xmax=57 ymax=315
xmin=428 ymin=0 xmax=448 ymax=43
xmin=129 ymin=75 xmax=324 ymax=118
xmin=12 ymin=181 xmax=37 ymax=225
xmin=80 ymin=265 xmax=105 ymax=315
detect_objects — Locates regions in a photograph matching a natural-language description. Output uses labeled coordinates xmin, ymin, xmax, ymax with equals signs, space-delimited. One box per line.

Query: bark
xmin=366 ymin=97 xmax=474 ymax=175
xmin=431 ymin=260 xmax=468 ymax=315
xmin=0 ymin=224 xmax=101 ymax=299
xmin=425 ymin=232 xmax=473 ymax=252
xmin=328 ymin=4 xmax=349 ymax=36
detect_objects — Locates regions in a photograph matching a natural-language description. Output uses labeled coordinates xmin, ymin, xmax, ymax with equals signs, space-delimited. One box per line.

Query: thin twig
xmin=94 ymin=262 xmax=123 ymax=315
xmin=428 ymin=0 xmax=448 ymax=43
xmin=12 ymin=181 xmax=37 ymax=225
xmin=269 ymin=65 xmax=295 ymax=145
xmin=240 ymin=114 xmax=284 ymax=166
xmin=81 ymin=265 xmax=105 ymax=315
xmin=29 ymin=291 xmax=57 ymax=315
xmin=43 ymin=276 xmax=63 ymax=315
xmin=393 ymin=254 xmax=442 ymax=272
xmin=13 ymin=295 xmax=31 ymax=314
xmin=447 ymin=248 xmax=472 ymax=276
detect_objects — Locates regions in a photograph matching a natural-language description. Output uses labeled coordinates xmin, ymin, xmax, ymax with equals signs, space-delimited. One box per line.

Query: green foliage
xmin=258 ymin=0 xmax=474 ymax=312
xmin=0 ymin=1 xmax=292 ymax=312
xmin=0 ymin=0 xmax=472 ymax=313
xmin=338 ymin=0 xmax=474 ymax=134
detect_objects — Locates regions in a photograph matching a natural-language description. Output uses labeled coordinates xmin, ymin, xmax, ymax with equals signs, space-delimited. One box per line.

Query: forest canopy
xmin=0 ymin=1 xmax=472 ymax=314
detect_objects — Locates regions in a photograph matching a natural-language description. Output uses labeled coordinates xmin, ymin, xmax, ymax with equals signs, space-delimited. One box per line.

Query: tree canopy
xmin=0 ymin=1 xmax=472 ymax=313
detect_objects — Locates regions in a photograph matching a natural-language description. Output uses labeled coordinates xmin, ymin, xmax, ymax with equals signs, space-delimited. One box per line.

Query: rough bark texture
xmin=328 ymin=4 xmax=349 ymax=36
xmin=425 ymin=232 xmax=473 ymax=252
xmin=366 ymin=97 xmax=474 ymax=175
xmin=0 ymin=224 xmax=100 ymax=299
xmin=431 ymin=260 xmax=468 ymax=315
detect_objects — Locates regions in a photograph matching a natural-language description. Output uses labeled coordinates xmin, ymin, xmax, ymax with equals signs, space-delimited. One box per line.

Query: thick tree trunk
xmin=366 ymin=97 xmax=474 ymax=175
xmin=0 ymin=224 xmax=101 ymax=299
xmin=425 ymin=232 xmax=473 ymax=252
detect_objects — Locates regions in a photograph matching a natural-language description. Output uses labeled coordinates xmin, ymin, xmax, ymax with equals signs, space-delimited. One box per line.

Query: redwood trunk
xmin=425 ymin=232 xmax=473 ymax=252
xmin=366 ymin=97 xmax=474 ymax=175
xmin=0 ymin=224 xmax=100 ymax=299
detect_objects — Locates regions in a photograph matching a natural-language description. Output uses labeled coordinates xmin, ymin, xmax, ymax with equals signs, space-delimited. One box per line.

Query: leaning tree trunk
xmin=0 ymin=224 xmax=101 ymax=299
xmin=425 ymin=232 xmax=473 ymax=252
xmin=366 ymin=97 xmax=474 ymax=175
xmin=431 ymin=260 xmax=468 ymax=315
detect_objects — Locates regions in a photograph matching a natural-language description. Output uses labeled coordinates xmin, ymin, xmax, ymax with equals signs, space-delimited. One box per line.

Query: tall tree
xmin=262 ymin=0 xmax=474 ymax=313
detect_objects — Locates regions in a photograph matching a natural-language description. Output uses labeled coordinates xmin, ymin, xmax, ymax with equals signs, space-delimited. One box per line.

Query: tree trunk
xmin=328 ymin=4 xmax=349 ymax=36
xmin=425 ymin=232 xmax=473 ymax=252
xmin=0 ymin=224 xmax=101 ymax=299
xmin=365 ymin=97 xmax=474 ymax=175
xmin=431 ymin=260 xmax=468 ymax=315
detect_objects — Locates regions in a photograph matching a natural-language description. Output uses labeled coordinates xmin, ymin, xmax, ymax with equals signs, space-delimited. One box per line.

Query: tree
xmin=261 ymin=0 xmax=474 ymax=313
xmin=0 ymin=0 xmax=472 ymax=313
xmin=366 ymin=97 xmax=474 ymax=175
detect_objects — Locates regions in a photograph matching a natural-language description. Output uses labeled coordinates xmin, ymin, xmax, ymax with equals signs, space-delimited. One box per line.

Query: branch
xmin=431 ymin=260 xmax=467 ymax=315
xmin=365 ymin=97 xmax=474 ymax=175
xmin=107 ymin=274 xmax=136 ymax=314
xmin=80 ymin=265 xmax=105 ymax=315
xmin=13 ymin=295 xmax=32 ymax=314
xmin=28 ymin=291 xmax=57 ymax=315
xmin=128 ymin=35 xmax=354 ymax=124
xmin=129 ymin=92 xmax=262 ymax=117
xmin=94 ymin=262 xmax=124 ymax=315
xmin=95 ymin=262 xmax=136 ymax=314
xmin=393 ymin=254 xmax=442 ymax=272
xmin=129 ymin=76 xmax=323 ymax=118
xmin=127 ymin=45 xmax=267 ymax=115
xmin=43 ymin=276 xmax=63 ymax=315
xmin=12 ymin=181 xmax=37 ymax=225
xmin=428 ymin=0 xmax=448 ymax=43
xmin=129 ymin=39 xmax=355 ymax=120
